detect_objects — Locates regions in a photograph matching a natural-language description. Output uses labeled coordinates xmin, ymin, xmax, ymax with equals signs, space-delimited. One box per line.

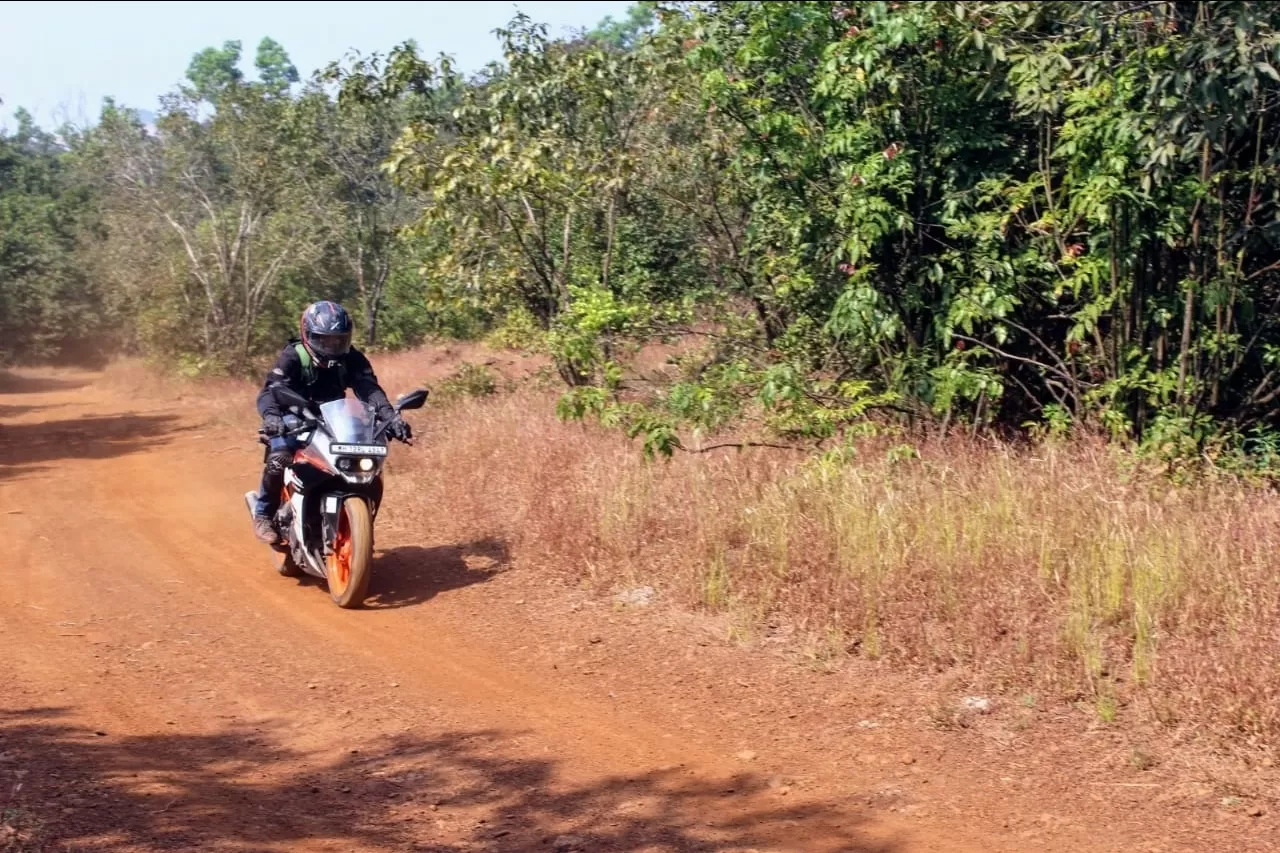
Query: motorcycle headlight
xmin=337 ymin=457 xmax=353 ymax=471
xmin=358 ymin=457 xmax=375 ymax=472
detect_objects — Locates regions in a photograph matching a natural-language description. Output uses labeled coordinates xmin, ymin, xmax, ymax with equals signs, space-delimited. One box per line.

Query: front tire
xmin=326 ymin=497 xmax=373 ymax=609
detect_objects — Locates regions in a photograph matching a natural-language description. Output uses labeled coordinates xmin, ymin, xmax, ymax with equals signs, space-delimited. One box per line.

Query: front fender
xmin=315 ymin=481 xmax=384 ymax=555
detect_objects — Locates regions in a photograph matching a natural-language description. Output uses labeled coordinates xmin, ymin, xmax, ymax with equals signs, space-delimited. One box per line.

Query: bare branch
xmin=676 ymin=439 xmax=809 ymax=455
xmin=952 ymin=334 xmax=1080 ymax=385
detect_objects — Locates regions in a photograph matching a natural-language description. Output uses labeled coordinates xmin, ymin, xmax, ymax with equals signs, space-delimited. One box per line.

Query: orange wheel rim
xmin=327 ymin=504 xmax=353 ymax=594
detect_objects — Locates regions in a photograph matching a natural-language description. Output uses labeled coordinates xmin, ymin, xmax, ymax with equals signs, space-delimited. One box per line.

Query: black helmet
xmin=299 ymin=301 xmax=353 ymax=369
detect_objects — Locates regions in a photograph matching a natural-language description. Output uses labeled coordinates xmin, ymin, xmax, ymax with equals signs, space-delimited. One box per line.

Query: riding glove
xmin=262 ymin=414 xmax=286 ymax=437
xmin=386 ymin=415 xmax=413 ymax=442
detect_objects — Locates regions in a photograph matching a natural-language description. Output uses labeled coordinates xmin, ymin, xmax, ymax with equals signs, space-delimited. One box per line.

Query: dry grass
xmin=104 ymin=348 xmax=1280 ymax=747
xmin=394 ymin=393 xmax=1280 ymax=748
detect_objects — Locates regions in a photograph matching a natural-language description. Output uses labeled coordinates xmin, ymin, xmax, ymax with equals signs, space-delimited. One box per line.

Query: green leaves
xmin=186 ymin=40 xmax=244 ymax=101
xmin=13 ymin=0 xmax=1280 ymax=469
xmin=255 ymin=38 xmax=299 ymax=95
xmin=0 ymin=118 xmax=100 ymax=363
xmin=665 ymin=0 xmax=1280 ymax=451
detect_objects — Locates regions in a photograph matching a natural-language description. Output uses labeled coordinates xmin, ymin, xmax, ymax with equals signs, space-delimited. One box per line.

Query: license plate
xmin=331 ymin=443 xmax=388 ymax=456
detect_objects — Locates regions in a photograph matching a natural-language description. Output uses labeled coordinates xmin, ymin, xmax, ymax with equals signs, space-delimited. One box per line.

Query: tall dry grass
xmin=103 ymin=352 xmax=1280 ymax=743
xmin=392 ymin=387 xmax=1280 ymax=744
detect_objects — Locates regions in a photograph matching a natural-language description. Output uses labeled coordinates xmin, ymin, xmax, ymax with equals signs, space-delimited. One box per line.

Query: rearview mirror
xmin=395 ymin=388 xmax=429 ymax=411
xmin=271 ymin=384 xmax=313 ymax=414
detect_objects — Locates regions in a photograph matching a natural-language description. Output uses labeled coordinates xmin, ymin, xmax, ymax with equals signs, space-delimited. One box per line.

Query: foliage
xmin=587 ymin=1 xmax=660 ymax=48
xmin=86 ymin=80 xmax=325 ymax=372
xmin=256 ymin=37 xmax=300 ymax=94
xmin=186 ymin=40 xmax=245 ymax=100
xmin=0 ymin=109 xmax=100 ymax=364
xmin=556 ymin=0 xmax=1280 ymax=459
xmin=64 ymin=36 xmax=434 ymax=373
xmin=484 ymin=305 xmax=547 ymax=352
xmin=10 ymin=2 xmax=1280 ymax=469
xmin=434 ymin=361 xmax=500 ymax=402
xmin=358 ymin=14 xmax=704 ymax=390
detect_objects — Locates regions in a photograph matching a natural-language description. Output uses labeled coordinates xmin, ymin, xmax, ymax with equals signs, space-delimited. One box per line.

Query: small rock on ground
xmin=612 ymin=586 xmax=655 ymax=607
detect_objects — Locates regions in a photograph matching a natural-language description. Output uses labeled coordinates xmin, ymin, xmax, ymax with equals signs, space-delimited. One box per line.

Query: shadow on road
xmin=0 ymin=414 xmax=176 ymax=481
xmin=0 ymin=403 xmax=45 ymax=420
xmin=0 ymin=708 xmax=899 ymax=852
xmin=0 ymin=371 xmax=88 ymax=395
xmin=361 ymin=539 xmax=511 ymax=609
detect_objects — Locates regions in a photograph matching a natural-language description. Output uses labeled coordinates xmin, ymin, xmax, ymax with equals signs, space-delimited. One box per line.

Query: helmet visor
xmin=309 ymin=331 xmax=351 ymax=360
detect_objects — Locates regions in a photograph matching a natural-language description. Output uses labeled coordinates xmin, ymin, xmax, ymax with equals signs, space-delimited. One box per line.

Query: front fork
xmin=319 ymin=494 xmax=343 ymax=557
xmin=318 ymin=493 xmax=379 ymax=556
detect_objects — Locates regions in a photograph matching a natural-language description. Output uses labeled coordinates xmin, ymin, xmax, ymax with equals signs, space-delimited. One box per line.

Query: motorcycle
xmin=244 ymin=384 xmax=428 ymax=608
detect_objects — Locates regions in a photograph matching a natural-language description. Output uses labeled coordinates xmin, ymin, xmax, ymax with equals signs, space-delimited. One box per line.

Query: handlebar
xmin=259 ymin=385 xmax=425 ymax=447
xmin=257 ymin=416 xmax=414 ymax=446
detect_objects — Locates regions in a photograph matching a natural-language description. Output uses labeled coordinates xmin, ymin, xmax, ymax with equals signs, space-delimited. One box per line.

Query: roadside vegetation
xmin=6 ymin=1 xmax=1280 ymax=748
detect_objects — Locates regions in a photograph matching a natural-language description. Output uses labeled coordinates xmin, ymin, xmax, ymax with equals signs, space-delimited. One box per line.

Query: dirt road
xmin=0 ymin=370 xmax=1271 ymax=852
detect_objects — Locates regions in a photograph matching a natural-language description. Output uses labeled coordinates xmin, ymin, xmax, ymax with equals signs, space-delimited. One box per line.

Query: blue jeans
xmin=256 ymin=435 xmax=301 ymax=517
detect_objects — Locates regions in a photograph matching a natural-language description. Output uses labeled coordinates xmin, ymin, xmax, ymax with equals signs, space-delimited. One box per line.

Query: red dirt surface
xmin=1 ymin=365 xmax=1274 ymax=852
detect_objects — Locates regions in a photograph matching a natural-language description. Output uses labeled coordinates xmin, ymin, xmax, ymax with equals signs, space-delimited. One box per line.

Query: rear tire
xmin=326 ymin=497 xmax=373 ymax=609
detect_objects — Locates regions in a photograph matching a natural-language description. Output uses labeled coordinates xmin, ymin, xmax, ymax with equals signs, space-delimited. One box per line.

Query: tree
xmin=91 ymin=62 xmax=325 ymax=371
xmin=660 ymin=0 xmax=1280 ymax=450
xmin=362 ymin=15 xmax=702 ymax=384
xmin=186 ymin=40 xmax=244 ymax=101
xmin=12 ymin=0 xmax=1280 ymax=465
xmin=587 ymin=1 xmax=659 ymax=48
xmin=0 ymin=109 xmax=100 ymax=364
xmin=308 ymin=49 xmax=440 ymax=348
xmin=256 ymin=37 xmax=299 ymax=95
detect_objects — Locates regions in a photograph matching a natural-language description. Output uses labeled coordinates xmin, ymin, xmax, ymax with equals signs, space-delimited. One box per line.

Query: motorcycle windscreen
xmin=319 ymin=397 xmax=378 ymax=443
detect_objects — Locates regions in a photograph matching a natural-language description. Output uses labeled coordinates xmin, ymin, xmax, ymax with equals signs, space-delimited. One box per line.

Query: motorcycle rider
xmin=251 ymin=300 xmax=412 ymax=544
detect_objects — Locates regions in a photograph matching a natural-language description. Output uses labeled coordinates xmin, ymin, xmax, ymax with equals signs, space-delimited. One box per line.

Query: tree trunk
xmin=1110 ymin=203 xmax=1121 ymax=382
xmin=1211 ymin=170 xmax=1227 ymax=409
xmin=1177 ymin=138 xmax=1211 ymax=409
xmin=602 ymin=190 xmax=617 ymax=289
xmin=559 ymin=206 xmax=574 ymax=311
xmin=239 ymin=231 xmax=253 ymax=369
xmin=351 ymin=246 xmax=374 ymax=348
xmin=364 ymin=261 xmax=390 ymax=349
xmin=365 ymin=303 xmax=378 ymax=349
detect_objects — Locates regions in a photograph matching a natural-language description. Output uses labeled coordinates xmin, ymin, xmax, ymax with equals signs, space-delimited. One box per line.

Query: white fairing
xmin=289 ymin=489 xmax=313 ymax=571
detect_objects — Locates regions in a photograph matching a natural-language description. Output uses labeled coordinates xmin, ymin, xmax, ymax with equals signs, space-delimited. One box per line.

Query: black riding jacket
xmin=255 ymin=341 xmax=393 ymax=421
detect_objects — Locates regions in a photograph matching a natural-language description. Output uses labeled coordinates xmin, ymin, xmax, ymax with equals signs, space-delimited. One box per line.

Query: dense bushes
xmin=7 ymin=2 xmax=1280 ymax=458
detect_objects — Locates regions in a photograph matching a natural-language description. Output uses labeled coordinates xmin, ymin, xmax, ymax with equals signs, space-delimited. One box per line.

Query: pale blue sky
xmin=0 ymin=0 xmax=634 ymax=129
